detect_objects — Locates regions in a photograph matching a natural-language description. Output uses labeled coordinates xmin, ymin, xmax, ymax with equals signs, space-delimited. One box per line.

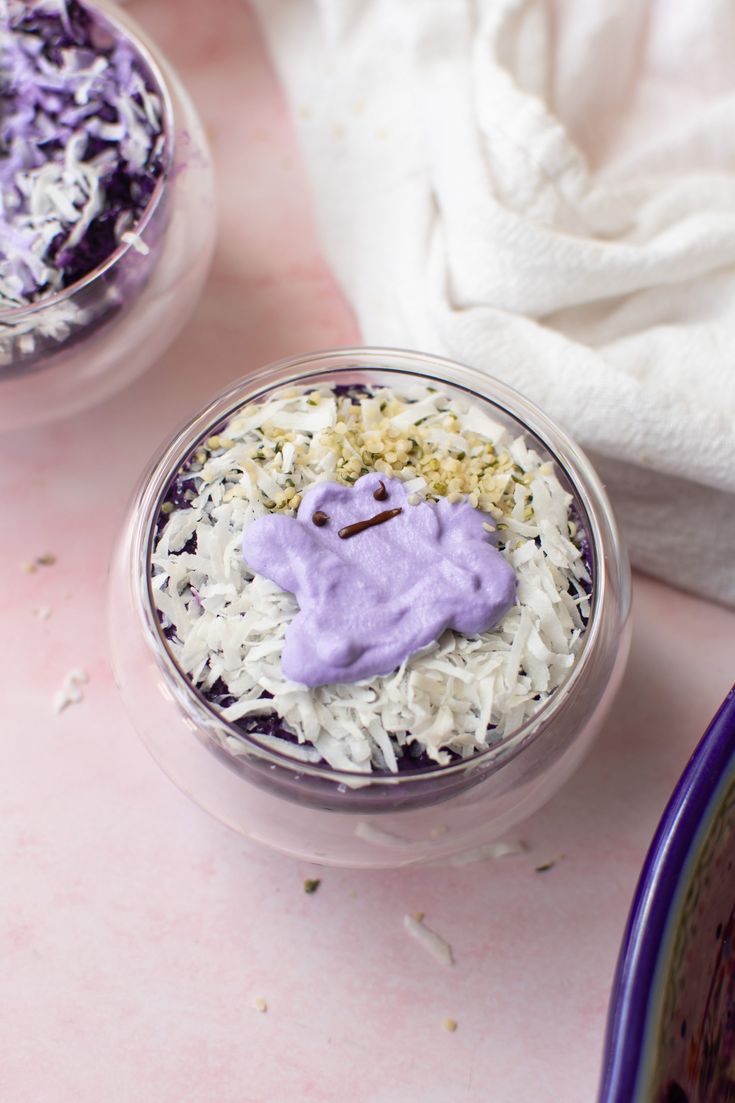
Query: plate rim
xmin=598 ymin=684 xmax=735 ymax=1103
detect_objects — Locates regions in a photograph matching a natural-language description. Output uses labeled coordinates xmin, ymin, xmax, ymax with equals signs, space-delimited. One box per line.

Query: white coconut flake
xmin=354 ymin=822 xmax=414 ymax=848
xmin=150 ymin=383 xmax=591 ymax=774
xmin=450 ymin=840 xmax=528 ymax=867
xmin=403 ymin=914 xmax=454 ymax=967
xmin=52 ymin=667 xmax=88 ymax=714
xmin=120 ymin=230 xmax=150 ymax=256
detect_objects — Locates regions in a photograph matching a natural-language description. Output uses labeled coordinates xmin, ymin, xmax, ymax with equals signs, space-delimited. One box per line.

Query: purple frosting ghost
xmin=242 ymin=474 xmax=516 ymax=688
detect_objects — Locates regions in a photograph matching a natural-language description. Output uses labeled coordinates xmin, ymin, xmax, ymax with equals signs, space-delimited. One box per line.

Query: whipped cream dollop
xmin=242 ymin=474 xmax=517 ymax=687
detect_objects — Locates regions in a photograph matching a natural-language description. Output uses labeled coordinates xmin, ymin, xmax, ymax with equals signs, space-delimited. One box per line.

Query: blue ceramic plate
xmin=599 ymin=686 xmax=735 ymax=1103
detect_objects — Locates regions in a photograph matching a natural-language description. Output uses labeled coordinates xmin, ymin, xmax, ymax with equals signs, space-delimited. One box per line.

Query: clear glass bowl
xmin=0 ymin=0 xmax=215 ymax=432
xmin=109 ymin=348 xmax=632 ymax=868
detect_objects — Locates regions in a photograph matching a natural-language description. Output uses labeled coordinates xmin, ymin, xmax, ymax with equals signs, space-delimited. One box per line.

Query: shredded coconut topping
xmin=150 ymin=383 xmax=591 ymax=774
xmin=0 ymin=0 xmax=166 ymax=364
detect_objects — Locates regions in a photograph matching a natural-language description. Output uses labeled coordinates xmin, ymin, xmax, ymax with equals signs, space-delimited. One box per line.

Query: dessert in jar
xmin=0 ymin=0 xmax=215 ymax=429
xmin=153 ymin=381 xmax=590 ymax=775
xmin=111 ymin=350 xmax=631 ymax=867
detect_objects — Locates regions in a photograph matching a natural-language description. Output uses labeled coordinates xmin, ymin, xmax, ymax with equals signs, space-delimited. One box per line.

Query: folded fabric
xmin=253 ymin=0 xmax=735 ymax=605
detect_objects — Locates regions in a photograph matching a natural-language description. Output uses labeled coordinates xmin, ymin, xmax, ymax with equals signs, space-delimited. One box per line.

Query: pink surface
xmin=2 ymin=3 xmax=734 ymax=1101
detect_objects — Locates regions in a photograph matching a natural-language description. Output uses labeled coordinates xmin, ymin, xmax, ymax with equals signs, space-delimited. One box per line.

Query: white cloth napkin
xmin=252 ymin=0 xmax=735 ymax=605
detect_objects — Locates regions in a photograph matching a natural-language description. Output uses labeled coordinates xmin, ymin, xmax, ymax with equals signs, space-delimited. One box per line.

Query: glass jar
xmin=109 ymin=348 xmax=631 ymax=868
xmin=0 ymin=0 xmax=215 ymax=431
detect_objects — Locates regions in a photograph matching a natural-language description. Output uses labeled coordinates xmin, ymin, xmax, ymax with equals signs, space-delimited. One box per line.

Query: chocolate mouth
xmin=338 ymin=507 xmax=403 ymax=540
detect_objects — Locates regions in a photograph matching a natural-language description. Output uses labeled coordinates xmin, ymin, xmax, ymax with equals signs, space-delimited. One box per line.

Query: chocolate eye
xmin=373 ymin=481 xmax=388 ymax=501
xmin=312 ymin=510 xmax=329 ymax=527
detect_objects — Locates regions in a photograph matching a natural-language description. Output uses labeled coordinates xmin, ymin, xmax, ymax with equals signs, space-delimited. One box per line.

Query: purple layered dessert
xmin=0 ymin=0 xmax=169 ymax=371
xmin=150 ymin=382 xmax=592 ymax=775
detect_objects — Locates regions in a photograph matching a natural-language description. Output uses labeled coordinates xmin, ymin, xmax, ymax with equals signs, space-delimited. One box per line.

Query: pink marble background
xmin=2 ymin=3 xmax=734 ymax=1100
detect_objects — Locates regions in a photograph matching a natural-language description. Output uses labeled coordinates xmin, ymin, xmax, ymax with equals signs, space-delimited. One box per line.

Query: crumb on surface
xmin=451 ymin=839 xmax=528 ymax=867
xmin=303 ymin=878 xmax=321 ymax=894
xmin=443 ymin=1018 xmax=458 ymax=1033
xmin=22 ymin=555 xmax=57 ymax=573
xmin=52 ymin=668 xmax=88 ymax=715
xmin=254 ymin=996 xmax=268 ymax=1013
xmin=403 ymin=913 xmax=454 ymax=967
xmin=534 ymin=854 xmax=564 ymax=873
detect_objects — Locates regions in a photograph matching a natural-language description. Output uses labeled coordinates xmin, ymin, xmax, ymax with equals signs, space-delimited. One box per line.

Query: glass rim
xmin=0 ymin=0 xmax=176 ymax=324
xmin=134 ymin=346 xmax=622 ymax=787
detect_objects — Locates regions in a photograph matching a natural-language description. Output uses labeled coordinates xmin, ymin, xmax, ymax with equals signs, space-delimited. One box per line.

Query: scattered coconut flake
xmin=253 ymin=996 xmax=268 ymax=1013
xmin=403 ymin=914 xmax=454 ymax=967
xmin=52 ymin=667 xmax=88 ymax=714
xmin=355 ymin=822 xmax=414 ymax=848
xmin=442 ymin=1018 xmax=458 ymax=1033
xmin=32 ymin=606 xmax=52 ymax=620
xmin=451 ymin=840 xmax=528 ymax=867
